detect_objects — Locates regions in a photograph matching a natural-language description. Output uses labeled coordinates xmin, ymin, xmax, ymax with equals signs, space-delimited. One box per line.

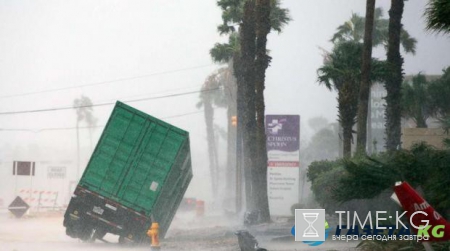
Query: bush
xmin=307 ymin=143 xmax=450 ymax=219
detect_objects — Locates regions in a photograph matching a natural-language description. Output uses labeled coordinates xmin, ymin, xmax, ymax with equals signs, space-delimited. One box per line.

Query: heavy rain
xmin=1 ymin=1 xmax=450 ymax=251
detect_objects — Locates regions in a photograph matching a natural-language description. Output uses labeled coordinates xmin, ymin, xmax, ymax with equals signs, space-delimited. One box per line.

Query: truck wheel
xmin=118 ymin=235 xmax=138 ymax=246
xmin=118 ymin=235 xmax=125 ymax=245
xmin=79 ymin=228 xmax=94 ymax=242
xmin=94 ymin=228 xmax=107 ymax=240
xmin=66 ymin=226 xmax=77 ymax=238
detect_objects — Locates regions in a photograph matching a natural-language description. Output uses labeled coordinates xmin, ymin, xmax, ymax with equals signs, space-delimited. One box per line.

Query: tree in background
xmin=401 ymin=73 xmax=435 ymax=128
xmin=385 ymin=0 xmax=405 ymax=151
xmin=197 ymin=67 xmax=236 ymax=198
xmin=425 ymin=0 xmax=450 ymax=34
xmin=429 ymin=67 xmax=450 ymax=119
xmin=73 ymin=95 xmax=97 ymax=179
xmin=331 ymin=7 xmax=416 ymax=54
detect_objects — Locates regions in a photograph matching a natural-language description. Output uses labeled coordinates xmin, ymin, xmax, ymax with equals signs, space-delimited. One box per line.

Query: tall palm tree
xmin=253 ymin=0 xmax=272 ymax=222
xmin=424 ymin=0 xmax=450 ymax=34
xmin=356 ymin=0 xmax=376 ymax=155
xmin=210 ymin=0 xmax=290 ymax=217
xmin=385 ymin=0 xmax=405 ymax=151
xmin=197 ymin=69 xmax=231 ymax=197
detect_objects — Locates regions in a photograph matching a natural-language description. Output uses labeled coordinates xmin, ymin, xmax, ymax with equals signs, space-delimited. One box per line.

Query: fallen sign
xmin=8 ymin=196 xmax=30 ymax=218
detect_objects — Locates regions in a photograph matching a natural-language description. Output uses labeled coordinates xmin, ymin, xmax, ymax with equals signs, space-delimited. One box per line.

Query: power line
xmin=0 ymin=110 xmax=205 ymax=133
xmin=0 ymin=88 xmax=219 ymax=116
xmin=0 ymin=64 xmax=215 ymax=99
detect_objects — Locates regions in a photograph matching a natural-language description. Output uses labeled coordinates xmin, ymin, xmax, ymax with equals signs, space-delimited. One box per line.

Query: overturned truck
xmin=64 ymin=101 xmax=192 ymax=245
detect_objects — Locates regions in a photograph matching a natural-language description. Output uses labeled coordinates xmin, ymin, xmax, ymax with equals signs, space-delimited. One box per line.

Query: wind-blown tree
xmin=197 ymin=68 xmax=233 ymax=197
xmin=318 ymin=42 xmax=364 ymax=158
xmin=385 ymin=0 xmax=405 ymax=151
xmin=210 ymin=0 xmax=290 ymax=219
xmin=73 ymin=95 xmax=97 ymax=179
xmin=401 ymin=74 xmax=435 ymax=128
xmin=318 ymin=42 xmax=385 ymax=157
xmin=331 ymin=7 xmax=417 ymax=54
xmin=331 ymin=6 xmax=416 ymax=154
xmin=424 ymin=0 xmax=450 ymax=34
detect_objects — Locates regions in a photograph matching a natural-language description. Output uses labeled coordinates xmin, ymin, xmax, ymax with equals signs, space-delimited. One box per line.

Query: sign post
xmin=265 ymin=115 xmax=300 ymax=216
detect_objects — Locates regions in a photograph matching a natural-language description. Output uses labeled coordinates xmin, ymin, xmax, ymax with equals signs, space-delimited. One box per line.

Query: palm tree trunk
xmin=356 ymin=0 xmax=375 ymax=155
xmin=415 ymin=116 xmax=428 ymax=128
xmin=226 ymin=81 xmax=237 ymax=192
xmin=204 ymin=100 xmax=218 ymax=197
xmin=240 ymin=0 xmax=257 ymax=211
xmin=253 ymin=0 xmax=271 ymax=222
xmin=385 ymin=0 xmax=404 ymax=151
xmin=343 ymin=125 xmax=353 ymax=158
xmin=233 ymin=49 xmax=247 ymax=213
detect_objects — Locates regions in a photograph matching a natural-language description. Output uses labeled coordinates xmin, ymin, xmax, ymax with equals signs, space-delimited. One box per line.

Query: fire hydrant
xmin=147 ymin=222 xmax=160 ymax=250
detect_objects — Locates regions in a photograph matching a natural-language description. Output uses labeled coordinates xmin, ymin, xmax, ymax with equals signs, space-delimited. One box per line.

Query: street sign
xmin=266 ymin=114 xmax=301 ymax=216
xmin=8 ymin=196 xmax=30 ymax=218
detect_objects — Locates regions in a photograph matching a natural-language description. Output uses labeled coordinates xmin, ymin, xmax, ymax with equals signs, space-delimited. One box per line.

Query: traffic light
xmin=231 ymin=116 xmax=237 ymax=126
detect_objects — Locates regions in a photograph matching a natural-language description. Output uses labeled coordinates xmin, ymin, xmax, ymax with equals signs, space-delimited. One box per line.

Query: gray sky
xmin=0 ymin=0 xmax=449 ymax=200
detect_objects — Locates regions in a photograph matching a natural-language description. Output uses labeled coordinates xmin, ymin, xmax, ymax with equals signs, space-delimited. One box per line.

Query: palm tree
xmin=401 ymin=74 xmax=435 ymax=128
xmin=424 ymin=0 xmax=450 ymax=34
xmin=332 ymin=6 xmax=416 ymax=154
xmin=197 ymin=69 xmax=232 ymax=198
xmin=318 ymin=42 xmax=363 ymax=157
xmin=429 ymin=67 xmax=450 ymax=118
xmin=356 ymin=0 xmax=376 ymax=155
xmin=385 ymin=0 xmax=405 ymax=151
xmin=73 ymin=95 xmax=97 ymax=179
xmin=253 ymin=0 xmax=272 ymax=222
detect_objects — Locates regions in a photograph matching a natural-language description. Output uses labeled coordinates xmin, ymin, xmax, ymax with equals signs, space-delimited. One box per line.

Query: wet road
xmin=0 ymin=211 xmax=356 ymax=251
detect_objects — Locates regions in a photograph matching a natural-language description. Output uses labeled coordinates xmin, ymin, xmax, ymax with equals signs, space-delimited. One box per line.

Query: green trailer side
xmin=65 ymin=101 xmax=192 ymax=242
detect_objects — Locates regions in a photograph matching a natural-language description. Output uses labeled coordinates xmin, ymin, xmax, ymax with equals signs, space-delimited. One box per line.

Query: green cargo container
xmin=64 ymin=101 xmax=192 ymax=244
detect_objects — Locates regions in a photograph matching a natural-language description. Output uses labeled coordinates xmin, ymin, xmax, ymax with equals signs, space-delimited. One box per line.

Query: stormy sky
xmin=0 ymin=0 xmax=449 ymax=200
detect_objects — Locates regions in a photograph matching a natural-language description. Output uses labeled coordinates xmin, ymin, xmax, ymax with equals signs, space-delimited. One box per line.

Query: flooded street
xmin=0 ymin=210 xmax=357 ymax=251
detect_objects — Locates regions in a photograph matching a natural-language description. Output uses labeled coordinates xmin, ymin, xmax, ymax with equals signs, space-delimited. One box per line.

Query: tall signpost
xmin=265 ymin=115 xmax=300 ymax=216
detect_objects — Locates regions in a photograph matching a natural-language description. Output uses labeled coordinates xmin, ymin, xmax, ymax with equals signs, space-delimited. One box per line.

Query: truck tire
xmin=66 ymin=226 xmax=77 ymax=238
